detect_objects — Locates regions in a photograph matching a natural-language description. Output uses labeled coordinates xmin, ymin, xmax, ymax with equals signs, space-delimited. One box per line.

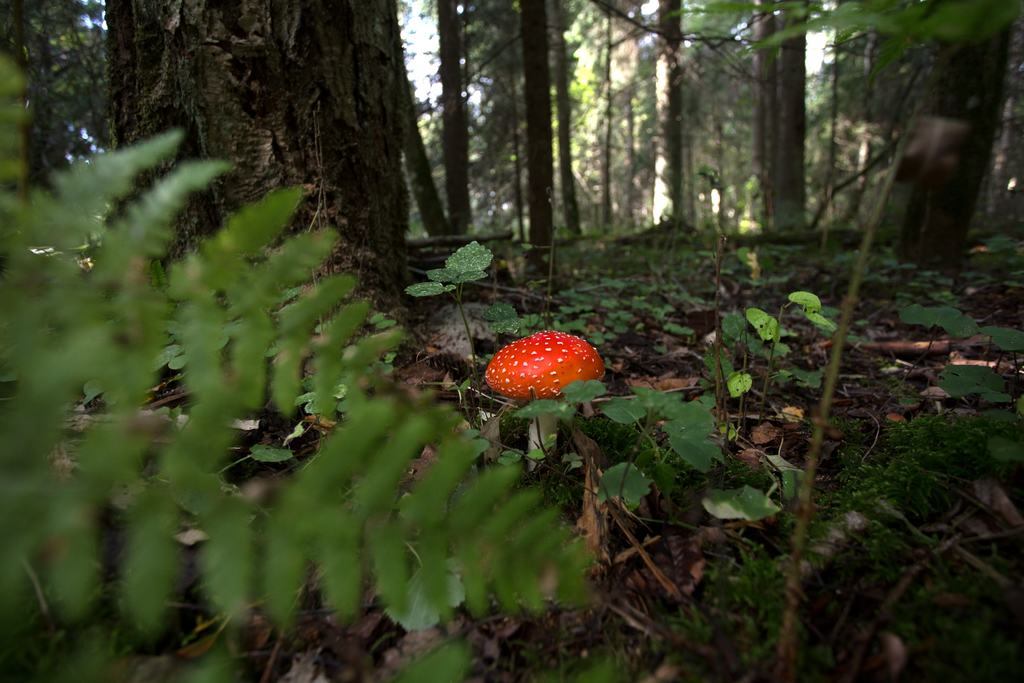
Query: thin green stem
xmin=774 ymin=54 xmax=943 ymax=680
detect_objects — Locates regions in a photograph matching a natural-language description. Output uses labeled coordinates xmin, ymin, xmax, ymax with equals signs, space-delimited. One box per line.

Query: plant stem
xmin=758 ymin=338 xmax=777 ymax=423
xmin=773 ymin=64 xmax=933 ymax=679
xmin=712 ymin=232 xmax=727 ymax=429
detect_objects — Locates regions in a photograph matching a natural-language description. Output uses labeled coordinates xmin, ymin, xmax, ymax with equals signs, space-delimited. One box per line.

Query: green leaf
xmin=82 ymin=380 xmax=103 ymax=404
xmin=514 ymin=400 xmax=574 ymax=420
xmin=250 ymin=445 xmax=294 ymax=463
xmin=665 ymin=435 xmax=721 ymax=472
xmin=899 ymin=305 xmax=979 ymax=338
xmin=483 ymin=302 xmax=521 ymax=334
xmin=805 ymin=311 xmax=837 ymax=334
xmin=392 ymin=642 xmax=471 ymax=683
xmin=601 ymin=398 xmax=647 ymax=424
xmin=405 ymin=282 xmax=453 ymax=297
xmin=745 ymin=307 xmax=780 ymax=343
xmin=445 ymin=241 xmax=493 ymax=274
xmin=789 ymin=367 xmax=822 ymax=389
xmin=385 ymin=568 xmax=465 ymax=632
xmin=561 ymin=379 xmax=607 ymax=403
xmin=702 ymin=486 xmax=781 ymax=521
xmin=662 ymin=402 xmax=715 ymax=437
xmin=980 ymin=326 xmax=1024 ymax=352
xmin=988 ymin=436 xmax=1024 ymax=463
xmin=938 ymin=365 xmax=1010 ymax=403
xmin=787 ymin=291 xmax=822 ymax=314
xmin=597 ymin=463 xmax=651 ymax=508
xmin=727 ymin=371 xmax=753 ymax=398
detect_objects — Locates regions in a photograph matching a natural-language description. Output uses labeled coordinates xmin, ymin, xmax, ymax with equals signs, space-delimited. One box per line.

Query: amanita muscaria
xmin=485 ymin=330 xmax=605 ymax=451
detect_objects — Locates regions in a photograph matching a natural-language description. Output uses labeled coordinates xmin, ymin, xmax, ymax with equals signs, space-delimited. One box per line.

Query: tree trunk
xmin=511 ymin=73 xmax=526 ymax=243
xmin=601 ymin=10 xmax=613 ymax=230
xmin=551 ymin=0 xmax=580 ymax=236
xmin=653 ymin=0 xmax=683 ymax=229
xmin=107 ymin=0 xmax=408 ymax=304
xmin=774 ymin=4 xmax=806 ymax=231
xmin=520 ymin=0 xmax=554 ymax=254
xmin=752 ymin=0 xmax=775 ymax=228
xmin=438 ymin=0 xmax=471 ymax=233
xmin=399 ymin=47 xmax=450 ymax=237
xmin=901 ymin=33 xmax=1011 ymax=269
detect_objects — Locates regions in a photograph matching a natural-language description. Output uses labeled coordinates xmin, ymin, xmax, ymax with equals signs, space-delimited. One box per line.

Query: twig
xmin=22 ymin=558 xmax=55 ymax=635
xmin=774 ymin=52 xmax=946 ymax=682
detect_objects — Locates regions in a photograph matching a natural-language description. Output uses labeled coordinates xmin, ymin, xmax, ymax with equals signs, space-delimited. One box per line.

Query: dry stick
xmin=773 ymin=57 xmax=941 ymax=679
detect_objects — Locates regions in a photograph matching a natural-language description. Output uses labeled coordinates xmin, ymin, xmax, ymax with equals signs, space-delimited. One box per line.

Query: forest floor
xmin=110 ymin=231 xmax=1024 ymax=682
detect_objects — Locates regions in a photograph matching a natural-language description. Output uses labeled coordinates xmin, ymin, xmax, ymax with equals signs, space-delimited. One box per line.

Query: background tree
xmin=107 ymin=0 xmax=408 ymax=302
xmin=752 ymin=0 xmax=776 ymax=227
xmin=653 ymin=0 xmax=684 ymax=229
xmin=774 ymin=3 xmax=807 ymax=230
xmin=552 ymin=0 xmax=581 ymax=235
xmin=520 ymin=0 xmax=554 ymax=253
xmin=900 ymin=31 xmax=1012 ymax=268
xmin=438 ymin=0 xmax=471 ymax=234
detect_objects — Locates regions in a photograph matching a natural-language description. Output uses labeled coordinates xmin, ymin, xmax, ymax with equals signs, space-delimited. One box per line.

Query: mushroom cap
xmin=485 ymin=330 xmax=605 ymax=401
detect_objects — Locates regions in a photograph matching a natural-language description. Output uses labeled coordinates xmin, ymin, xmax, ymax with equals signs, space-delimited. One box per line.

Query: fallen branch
xmin=405 ymin=230 xmax=512 ymax=249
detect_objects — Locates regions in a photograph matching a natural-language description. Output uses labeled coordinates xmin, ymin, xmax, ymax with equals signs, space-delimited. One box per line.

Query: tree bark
xmin=901 ymin=33 xmax=1012 ymax=269
xmin=774 ymin=4 xmax=806 ymax=231
xmin=653 ymin=0 xmax=683 ymax=229
xmin=438 ymin=0 xmax=471 ymax=233
xmin=520 ymin=0 xmax=554 ymax=254
xmin=551 ymin=0 xmax=581 ymax=236
xmin=107 ymin=0 xmax=408 ymax=304
xmin=752 ymin=0 xmax=775 ymax=228
xmin=601 ymin=10 xmax=613 ymax=230
xmin=400 ymin=59 xmax=451 ymax=237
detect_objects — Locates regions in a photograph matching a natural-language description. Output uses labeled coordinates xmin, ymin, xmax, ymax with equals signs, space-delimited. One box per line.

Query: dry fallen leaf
xmin=751 ymin=422 xmax=783 ymax=445
xmin=572 ymin=428 xmax=609 ymax=561
xmin=781 ymin=406 xmax=805 ymax=422
xmin=886 ymin=413 xmax=906 ymax=422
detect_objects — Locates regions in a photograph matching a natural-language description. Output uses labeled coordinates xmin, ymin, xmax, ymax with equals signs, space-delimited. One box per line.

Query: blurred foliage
xmin=0 ymin=56 xmax=588 ymax=679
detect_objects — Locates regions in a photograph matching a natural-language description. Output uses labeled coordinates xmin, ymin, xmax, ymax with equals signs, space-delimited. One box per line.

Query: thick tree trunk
xmin=774 ymin=5 xmax=806 ymax=231
xmin=901 ymin=33 xmax=1011 ymax=269
xmin=520 ymin=0 xmax=554 ymax=253
xmin=107 ymin=0 xmax=408 ymax=304
xmin=438 ymin=0 xmax=471 ymax=233
xmin=400 ymin=60 xmax=451 ymax=237
xmin=752 ymin=0 xmax=775 ymax=228
xmin=601 ymin=11 xmax=613 ymax=230
xmin=653 ymin=0 xmax=683 ymax=229
xmin=511 ymin=74 xmax=526 ymax=243
xmin=551 ymin=0 xmax=580 ymax=235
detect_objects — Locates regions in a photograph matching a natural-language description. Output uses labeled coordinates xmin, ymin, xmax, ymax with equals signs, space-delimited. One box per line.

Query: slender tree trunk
xmin=626 ymin=84 xmax=638 ymax=226
xmin=107 ymin=0 xmax=408 ymax=304
xmin=774 ymin=4 xmax=806 ymax=231
xmin=653 ymin=0 xmax=683 ymax=229
xmin=901 ymin=33 xmax=1012 ymax=269
xmin=438 ymin=0 xmax=471 ymax=233
xmin=601 ymin=10 xmax=613 ymax=229
xmin=752 ymin=0 xmax=775 ymax=228
xmin=398 ymin=38 xmax=450 ymax=237
xmin=520 ymin=0 xmax=554 ymax=254
xmin=511 ymin=74 xmax=526 ymax=243
xmin=551 ymin=0 xmax=581 ymax=235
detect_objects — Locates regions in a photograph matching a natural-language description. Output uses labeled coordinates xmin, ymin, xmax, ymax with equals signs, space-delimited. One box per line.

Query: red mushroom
xmin=485 ymin=330 xmax=605 ymax=452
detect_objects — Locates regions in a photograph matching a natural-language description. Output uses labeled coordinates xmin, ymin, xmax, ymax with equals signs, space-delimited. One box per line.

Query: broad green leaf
xmin=662 ymin=402 xmax=715 ymax=437
xmin=483 ymin=302 xmax=521 ymax=334
xmin=392 ymin=642 xmax=471 ymax=683
xmin=250 ymin=445 xmax=294 ymax=463
xmin=597 ymin=463 xmax=651 ymax=507
xmin=789 ymin=367 xmax=822 ymax=389
xmin=746 ymin=307 xmax=780 ymax=343
xmin=788 ymin=291 xmax=822 ymax=313
xmin=980 ymin=326 xmax=1024 ymax=352
xmin=666 ymin=435 xmax=721 ymax=472
xmin=702 ymin=486 xmax=781 ymax=521
xmin=514 ymin=400 xmax=574 ymax=420
xmin=805 ymin=311 xmax=837 ymax=333
xmin=727 ymin=371 xmax=753 ymax=398
xmin=938 ymin=365 xmax=1010 ymax=403
xmin=988 ymin=436 xmax=1024 ymax=463
xmin=561 ymin=379 xmax=607 ymax=404
xmin=445 ymin=241 xmax=493 ymax=274
xmin=405 ymin=281 xmax=452 ymax=297
xmin=385 ymin=568 xmax=465 ymax=632
xmin=900 ymin=304 xmax=979 ymax=338
xmin=601 ymin=397 xmax=647 ymax=424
